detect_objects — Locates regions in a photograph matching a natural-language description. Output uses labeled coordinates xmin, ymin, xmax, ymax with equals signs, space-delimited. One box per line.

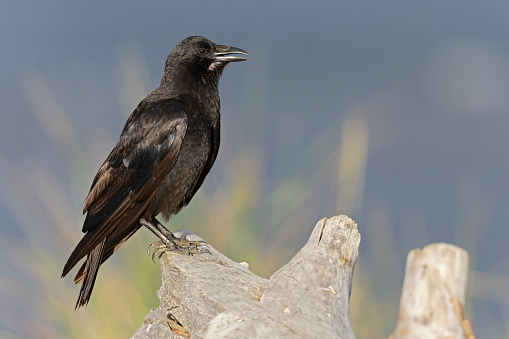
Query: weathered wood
xmin=133 ymin=217 xmax=477 ymax=339
xmin=131 ymin=215 xmax=360 ymax=339
xmin=390 ymin=243 xmax=475 ymax=339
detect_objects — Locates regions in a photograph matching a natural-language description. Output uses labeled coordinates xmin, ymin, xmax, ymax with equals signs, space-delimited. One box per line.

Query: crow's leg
xmin=141 ymin=218 xmax=208 ymax=262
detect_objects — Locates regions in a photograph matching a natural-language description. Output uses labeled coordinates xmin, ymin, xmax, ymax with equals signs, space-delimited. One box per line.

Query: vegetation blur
xmin=1 ymin=2 xmax=509 ymax=339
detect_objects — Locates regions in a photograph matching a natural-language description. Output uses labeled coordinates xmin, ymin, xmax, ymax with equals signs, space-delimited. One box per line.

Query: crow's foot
xmin=146 ymin=238 xmax=209 ymax=263
xmin=141 ymin=218 xmax=209 ymax=263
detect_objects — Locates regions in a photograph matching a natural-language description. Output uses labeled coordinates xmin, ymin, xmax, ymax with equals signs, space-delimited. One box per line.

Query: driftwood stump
xmin=132 ymin=215 xmax=476 ymax=339
xmin=390 ymin=243 xmax=475 ymax=339
xmin=131 ymin=215 xmax=360 ymax=339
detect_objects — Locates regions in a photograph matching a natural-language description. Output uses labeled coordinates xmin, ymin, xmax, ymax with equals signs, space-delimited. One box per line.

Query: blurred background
xmin=1 ymin=1 xmax=508 ymax=338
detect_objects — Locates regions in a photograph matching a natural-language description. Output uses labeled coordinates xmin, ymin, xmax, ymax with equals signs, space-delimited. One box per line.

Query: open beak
xmin=213 ymin=46 xmax=248 ymax=62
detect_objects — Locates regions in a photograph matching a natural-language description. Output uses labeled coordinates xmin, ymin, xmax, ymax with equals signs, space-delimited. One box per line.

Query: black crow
xmin=61 ymin=36 xmax=247 ymax=308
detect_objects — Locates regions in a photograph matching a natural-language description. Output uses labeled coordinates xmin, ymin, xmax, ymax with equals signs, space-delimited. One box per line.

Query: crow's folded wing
xmin=62 ymin=99 xmax=187 ymax=278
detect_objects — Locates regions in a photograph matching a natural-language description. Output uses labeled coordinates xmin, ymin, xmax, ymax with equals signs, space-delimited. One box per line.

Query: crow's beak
xmin=213 ymin=46 xmax=248 ymax=62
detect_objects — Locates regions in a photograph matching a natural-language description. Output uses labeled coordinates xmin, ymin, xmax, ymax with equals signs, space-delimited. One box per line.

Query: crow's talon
xmin=147 ymin=237 xmax=208 ymax=262
xmin=186 ymin=240 xmax=205 ymax=249
xmin=147 ymin=241 xmax=167 ymax=263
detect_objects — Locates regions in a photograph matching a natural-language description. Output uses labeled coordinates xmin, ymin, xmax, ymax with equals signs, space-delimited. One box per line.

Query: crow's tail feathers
xmin=74 ymin=238 xmax=106 ymax=309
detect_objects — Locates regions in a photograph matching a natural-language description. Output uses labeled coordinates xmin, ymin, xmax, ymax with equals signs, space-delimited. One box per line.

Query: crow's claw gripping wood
xmin=147 ymin=238 xmax=210 ymax=263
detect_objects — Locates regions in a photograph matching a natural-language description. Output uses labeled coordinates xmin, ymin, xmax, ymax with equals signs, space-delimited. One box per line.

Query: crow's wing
xmin=62 ymin=98 xmax=187 ymax=284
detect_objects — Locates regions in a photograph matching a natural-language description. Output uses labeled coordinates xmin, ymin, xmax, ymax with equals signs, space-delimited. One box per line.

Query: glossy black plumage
xmin=61 ymin=36 xmax=247 ymax=308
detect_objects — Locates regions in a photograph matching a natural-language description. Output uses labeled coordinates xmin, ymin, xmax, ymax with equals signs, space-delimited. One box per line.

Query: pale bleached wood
xmin=390 ymin=243 xmax=475 ymax=339
xmin=131 ymin=215 xmax=360 ymax=339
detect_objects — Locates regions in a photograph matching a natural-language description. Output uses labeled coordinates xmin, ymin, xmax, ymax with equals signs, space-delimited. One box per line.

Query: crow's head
xmin=167 ymin=36 xmax=247 ymax=76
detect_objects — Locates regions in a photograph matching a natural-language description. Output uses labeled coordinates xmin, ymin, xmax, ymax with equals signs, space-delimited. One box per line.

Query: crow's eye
xmin=198 ymin=48 xmax=206 ymax=55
